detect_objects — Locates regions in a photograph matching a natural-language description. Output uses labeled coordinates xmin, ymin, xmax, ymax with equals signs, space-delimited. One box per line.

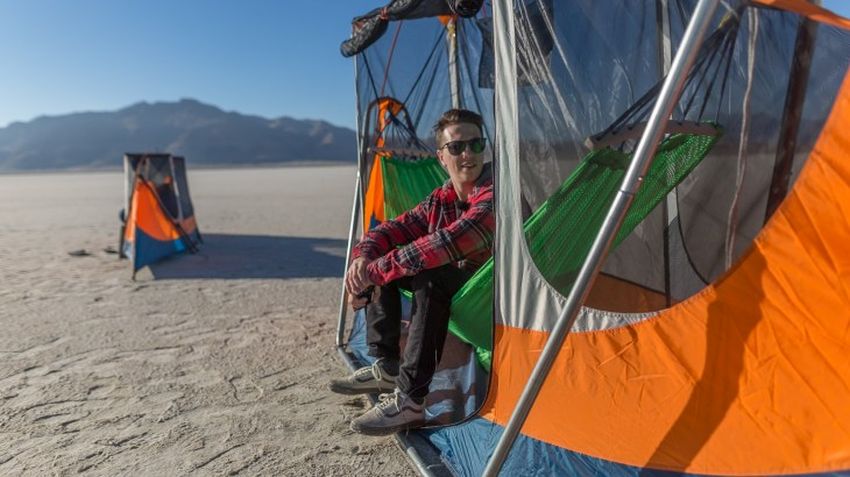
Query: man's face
xmin=436 ymin=122 xmax=485 ymax=189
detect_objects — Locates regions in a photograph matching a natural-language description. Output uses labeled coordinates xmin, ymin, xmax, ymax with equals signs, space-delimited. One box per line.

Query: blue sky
xmin=0 ymin=1 xmax=848 ymax=130
xmin=0 ymin=1 xmax=366 ymax=128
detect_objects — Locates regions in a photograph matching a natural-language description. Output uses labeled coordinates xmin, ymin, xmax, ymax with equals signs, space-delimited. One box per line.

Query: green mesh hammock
xmin=381 ymin=156 xmax=448 ymax=219
xmin=377 ymin=128 xmax=721 ymax=370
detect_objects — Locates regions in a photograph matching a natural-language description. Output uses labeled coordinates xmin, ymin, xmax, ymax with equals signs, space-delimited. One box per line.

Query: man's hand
xmin=348 ymin=291 xmax=370 ymax=310
xmin=346 ymin=257 xmax=375 ymax=310
xmin=347 ymin=285 xmax=381 ymax=310
xmin=346 ymin=257 xmax=373 ymax=295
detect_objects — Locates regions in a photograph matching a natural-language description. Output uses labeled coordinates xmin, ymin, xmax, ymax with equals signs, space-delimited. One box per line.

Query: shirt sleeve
xmin=351 ymin=192 xmax=432 ymax=262
xmin=366 ymin=185 xmax=494 ymax=285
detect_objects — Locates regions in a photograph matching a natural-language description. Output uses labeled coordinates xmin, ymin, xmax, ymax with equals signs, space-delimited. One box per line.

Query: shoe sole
xmin=328 ymin=382 xmax=395 ymax=396
xmin=350 ymin=419 xmax=426 ymax=436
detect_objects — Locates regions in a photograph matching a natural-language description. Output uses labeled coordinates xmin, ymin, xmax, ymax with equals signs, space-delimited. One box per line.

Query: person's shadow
xmin=148 ymin=233 xmax=346 ymax=279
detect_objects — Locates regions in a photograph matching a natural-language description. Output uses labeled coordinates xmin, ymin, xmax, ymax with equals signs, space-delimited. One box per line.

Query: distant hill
xmin=0 ymin=99 xmax=357 ymax=171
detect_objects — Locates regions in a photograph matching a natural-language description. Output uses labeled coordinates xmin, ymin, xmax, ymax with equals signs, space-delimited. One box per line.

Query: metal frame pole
xmin=337 ymin=54 xmax=367 ymax=348
xmin=336 ymin=174 xmax=362 ymax=347
xmin=658 ymin=0 xmax=677 ymax=307
xmin=447 ymin=17 xmax=461 ymax=109
xmin=481 ymin=0 xmax=721 ymax=474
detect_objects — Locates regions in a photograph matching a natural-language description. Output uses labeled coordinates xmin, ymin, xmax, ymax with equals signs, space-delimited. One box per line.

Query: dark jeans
xmin=366 ymin=265 xmax=473 ymax=400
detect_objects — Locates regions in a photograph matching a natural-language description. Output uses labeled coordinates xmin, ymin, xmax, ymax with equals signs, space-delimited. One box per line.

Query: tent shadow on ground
xmin=147 ymin=233 xmax=346 ymax=280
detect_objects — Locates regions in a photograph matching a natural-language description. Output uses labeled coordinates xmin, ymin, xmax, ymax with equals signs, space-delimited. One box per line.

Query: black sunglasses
xmin=439 ymin=137 xmax=486 ymax=156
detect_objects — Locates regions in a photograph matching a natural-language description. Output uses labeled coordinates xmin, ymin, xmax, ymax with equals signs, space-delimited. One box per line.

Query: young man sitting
xmin=330 ymin=109 xmax=494 ymax=436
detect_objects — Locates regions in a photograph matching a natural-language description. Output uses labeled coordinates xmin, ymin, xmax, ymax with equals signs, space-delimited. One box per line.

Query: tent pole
xmin=447 ymin=18 xmax=461 ymax=109
xmin=123 ymin=155 xmax=131 ymax=224
xmin=337 ymin=173 xmax=362 ymax=348
xmin=120 ymin=155 xmax=130 ymax=259
xmin=481 ymin=0 xmax=720 ymax=474
xmin=658 ymin=0 xmax=676 ymax=306
xmin=337 ymin=54 xmax=366 ymax=348
xmin=764 ymin=2 xmax=819 ymax=223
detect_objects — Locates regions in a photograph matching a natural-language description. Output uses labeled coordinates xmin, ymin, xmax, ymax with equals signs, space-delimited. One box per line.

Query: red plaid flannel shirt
xmin=352 ymin=163 xmax=494 ymax=286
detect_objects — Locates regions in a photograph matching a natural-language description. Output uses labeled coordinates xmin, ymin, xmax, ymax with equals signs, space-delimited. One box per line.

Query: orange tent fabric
xmin=125 ymin=181 xmax=185 ymax=243
xmin=362 ymin=98 xmax=406 ymax=231
xmin=753 ymin=0 xmax=850 ymax=30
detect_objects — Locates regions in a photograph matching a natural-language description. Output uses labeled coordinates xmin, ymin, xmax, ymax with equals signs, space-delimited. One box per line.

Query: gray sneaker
xmin=350 ymin=389 xmax=425 ymax=436
xmin=329 ymin=359 xmax=397 ymax=395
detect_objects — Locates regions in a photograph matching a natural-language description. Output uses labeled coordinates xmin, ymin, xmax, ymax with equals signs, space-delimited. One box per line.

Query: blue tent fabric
xmin=130 ymin=228 xmax=188 ymax=272
xmin=426 ymin=415 xmax=850 ymax=476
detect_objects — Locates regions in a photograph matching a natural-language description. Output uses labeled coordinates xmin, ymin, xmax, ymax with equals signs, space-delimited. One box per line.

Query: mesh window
xmin=512 ymin=0 xmax=850 ymax=311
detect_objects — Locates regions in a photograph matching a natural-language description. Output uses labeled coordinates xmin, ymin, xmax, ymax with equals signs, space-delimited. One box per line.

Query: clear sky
xmin=0 ymin=0 xmax=367 ymax=129
xmin=0 ymin=1 xmax=848 ymax=130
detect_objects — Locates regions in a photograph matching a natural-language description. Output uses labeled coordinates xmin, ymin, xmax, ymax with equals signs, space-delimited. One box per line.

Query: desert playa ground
xmin=0 ymin=166 xmax=412 ymax=475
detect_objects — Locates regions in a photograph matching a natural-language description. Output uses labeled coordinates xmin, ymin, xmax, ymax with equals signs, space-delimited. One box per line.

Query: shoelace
xmin=375 ymin=390 xmax=402 ymax=413
xmin=353 ymin=366 xmax=374 ymax=380
xmin=371 ymin=361 xmax=390 ymax=381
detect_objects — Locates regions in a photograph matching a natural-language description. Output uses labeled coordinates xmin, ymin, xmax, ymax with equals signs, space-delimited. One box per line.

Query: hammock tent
xmin=337 ymin=0 xmax=498 ymax=434
xmin=120 ymin=153 xmax=202 ymax=278
xmin=337 ymin=0 xmax=850 ymax=475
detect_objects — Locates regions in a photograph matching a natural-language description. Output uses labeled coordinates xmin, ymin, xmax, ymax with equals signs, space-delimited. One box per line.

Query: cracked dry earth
xmin=0 ymin=166 xmax=412 ymax=476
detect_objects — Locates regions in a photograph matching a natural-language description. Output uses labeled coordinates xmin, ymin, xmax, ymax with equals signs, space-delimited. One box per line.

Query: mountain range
xmin=0 ymin=99 xmax=357 ymax=171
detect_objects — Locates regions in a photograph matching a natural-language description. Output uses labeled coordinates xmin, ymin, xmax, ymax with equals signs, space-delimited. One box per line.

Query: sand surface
xmin=0 ymin=166 xmax=413 ymax=475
